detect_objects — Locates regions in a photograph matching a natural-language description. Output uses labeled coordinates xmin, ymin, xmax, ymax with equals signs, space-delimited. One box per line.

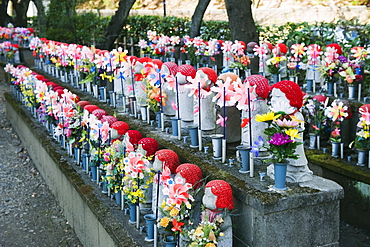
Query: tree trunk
xmin=224 ymin=0 xmax=259 ymax=44
xmin=97 ymin=0 xmax=136 ymax=51
xmin=11 ymin=0 xmax=31 ymax=27
xmin=32 ymin=0 xmax=46 ymax=36
xmin=189 ymin=0 xmax=211 ymax=38
xmin=0 ymin=0 xmax=13 ymax=27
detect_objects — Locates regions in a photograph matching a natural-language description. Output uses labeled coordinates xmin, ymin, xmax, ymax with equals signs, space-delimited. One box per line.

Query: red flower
xmin=171 ymin=219 xmax=184 ymax=233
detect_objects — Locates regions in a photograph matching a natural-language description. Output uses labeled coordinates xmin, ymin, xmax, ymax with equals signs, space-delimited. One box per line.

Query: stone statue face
xmin=174 ymin=173 xmax=185 ymax=184
xmin=202 ymin=187 xmax=217 ymax=210
xmin=270 ymin=88 xmax=295 ymax=115
xmin=110 ymin=128 xmax=119 ymax=140
xmin=175 ymin=72 xmax=187 ymax=85
xmin=196 ymin=70 xmax=211 ymax=88
xmin=152 ymin=156 xmax=162 ymax=172
xmin=136 ymin=144 xmax=146 ymax=156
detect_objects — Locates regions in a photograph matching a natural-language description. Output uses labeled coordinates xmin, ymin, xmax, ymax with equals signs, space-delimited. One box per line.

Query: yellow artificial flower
xmin=205 ymin=243 xmax=216 ymax=247
xmin=285 ymin=129 xmax=301 ymax=140
xmin=255 ymin=111 xmax=279 ymax=122
xmin=170 ymin=208 xmax=179 ymax=217
xmin=194 ymin=226 xmax=204 ymax=236
xmin=219 ymin=232 xmax=225 ymax=237
xmin=159 ymin=217 xmax=170 ymax=227
xmin=290 ymin=115 xmax=305 ymax=124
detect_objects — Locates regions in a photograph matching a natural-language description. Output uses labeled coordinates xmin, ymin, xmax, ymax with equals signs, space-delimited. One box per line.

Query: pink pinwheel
xmin=216 ymin=114 xmax=228 ymax=127
xmin=324 ymin=47 xmax=338 ymax=64
xmin=307 ymin=44 xmax=322 ymax=64
xmin=185 ymin=74 xmax=212 ymax=99
xmin=359 ymin=107 xmax=370 ymax=125
xmin=99 ymin=121 xmax=110 ymax=143
xmin=164 ymin=74 xmax=176 ymax=90
xmin=138 ymin=39 xmax=148 ymax=49
xmin=253 ymin=44 xmax=267 ymax=57
xmin=210 ymin=76 xmax=236 ymax=107
xmin=231 ymin=40 xmax=245 ymax=56
xmin=61 ymin=89 xmax=77 ymax=105
xmin=163 ymin=182 xmax=194 ymax=208
xmin=221 ymin=41 xmax=233 ymax=53
xmin=124 ymin=156 xmax=147 ymax=179
xmin=233 ymin=79 xmax=257 ymax=111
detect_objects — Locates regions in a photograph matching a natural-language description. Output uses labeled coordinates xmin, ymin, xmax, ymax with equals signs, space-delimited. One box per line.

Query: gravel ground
xmin=0 ymin=78 xmax=370 ymax=247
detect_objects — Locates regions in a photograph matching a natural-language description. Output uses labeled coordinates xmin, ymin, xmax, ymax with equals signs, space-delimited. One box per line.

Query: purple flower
xmin=268 ymin=133 xmax=293 ymax=146
xmin=338 ymin=55 xmax=348 ymax=64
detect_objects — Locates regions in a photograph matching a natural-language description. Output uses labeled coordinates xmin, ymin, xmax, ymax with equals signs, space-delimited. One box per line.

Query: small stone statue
xmin=267 ymin=80 xmax=313 ymax=183
xmin=241 ymin=75 xmax=271 ymax=155
xmin=202 ymin=180 xmax=234 ymax=247
xmin=175 ymin=64 xmax=197 ymax=126
xmin=110 ymin=121 xmax=130 ymax=141
xmin=136 ymin=137 xmax=159 ymax=161
xmin=152 ymin=149 xmax=180 ymax=216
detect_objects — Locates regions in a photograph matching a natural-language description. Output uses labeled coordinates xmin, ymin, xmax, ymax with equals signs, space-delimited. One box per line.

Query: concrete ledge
xmin=5 ymin=81 xmax=344 ymax=246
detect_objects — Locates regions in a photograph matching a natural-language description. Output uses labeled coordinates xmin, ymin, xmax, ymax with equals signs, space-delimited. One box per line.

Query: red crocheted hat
xmin=198 ymin=67 xmax=218 ymax=83
xmin=77 ymin=101 xmax=91 ymax=109
xmin=111 ymin=121 xmax=130 ymax=136
xmin=84 ymin=105 xmax=100 ymax=113
xmin=138 ymin=137 xmax=159 ymax=157
xmin=101 ymin=115 xmax=118 ymax=127
xmin=125 ymin=130 xmax=143 ymax=147
xmin=176 ymin=163 xmax=203 ymax=189
xmin=92 ymin=109 xmax=107 ymax=120
xmin=245 ymin=75 xmax=270 ymax=99
xmin=162 ymin=62 xmax=178 ymax=75
xmin=154 ymin=149 xmax=179 ymax=174
xmin=326 ymin=43 xmax=342 ymax=55
xmin=176 ymin=64 xmax=196 ymax=79
xmin=205 ymin=180 xmax=234 ymax=210
xmin=313 ymin=95 xmax=327 ymax=103
xmin=274 ymin=43 xmax=288 ymax=55
xmin=271 ymin=80 xmax=304 ymax=109
xmin=151 ymin=59 xmax=163 ymax=69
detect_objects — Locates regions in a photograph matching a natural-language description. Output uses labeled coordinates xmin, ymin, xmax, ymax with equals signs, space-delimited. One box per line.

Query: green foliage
xmin=200 ymin=20 xmax=231 ymax=40
xmin=74 ymin=12 xmax=110 ymax=46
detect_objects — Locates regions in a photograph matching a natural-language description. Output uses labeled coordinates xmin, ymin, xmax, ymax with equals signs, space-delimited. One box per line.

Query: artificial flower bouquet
xmin=324 ymin=99 xmax=351 ymax=143
xmin=158 ymin=176 xmax=194 ymax=239
xmin=229 ymin=54 xmax=250 ymax=71
xmin=187 ymin=212 xmax=225 ymax=247
xmin=256 ymin=111 xmax=302 ymax=163
xmin=350 ymin=105 xmax=370 ymax=150
xmin=266 ymin=55 xmax=287 ymax=75
xmin=303 ymin=95 xmax=328 ymax=136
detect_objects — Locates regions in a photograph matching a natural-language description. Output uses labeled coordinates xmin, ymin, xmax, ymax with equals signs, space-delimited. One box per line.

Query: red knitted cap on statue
xmin=126 ymin=130 xmax=143 ymax=147
xmin=92 ymin=109 xmax=107 ymax=120
xmin=274 ymin=43 xmax=288 ymax=55
xmin=176 ymin=163 xmax=203 ymax=189
xmin=84 ymin=105 xmax=100 ymax=113
xmin=152 ymin=59 xmax=163 ymax=69
xmin=198 ymin=67 xmax=218 ymax=83
xmin=77 ymin=101 xmax=91 ymax=109
xmin=101 ymin=115 xmax=118 ymax=127
xmin=313 ymin=95 xmax=327 ymax=103
xmin=205 ymin=180 xmax=234 ymax=210
xmin=326 ymin=43 xmax=342 ymax=55
xmin=176 ymin=64 xmax=196 ymax=79
xmin=162 ymin=62 xmax=178 ymax=75
xmin=111 ymin=121 xmax=130 ymax=136
xmin=245 ymin=75 xmax=271 ymax=99
xmin=154 ymin=149 xmax=179 ymax=174
xmin=137 ymin=57 xmax=151 ymax=64
xmin=138 ymin=137 xmax=159 ymax=157
xmin=272 ymin=80 xmax=304 ymax=109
